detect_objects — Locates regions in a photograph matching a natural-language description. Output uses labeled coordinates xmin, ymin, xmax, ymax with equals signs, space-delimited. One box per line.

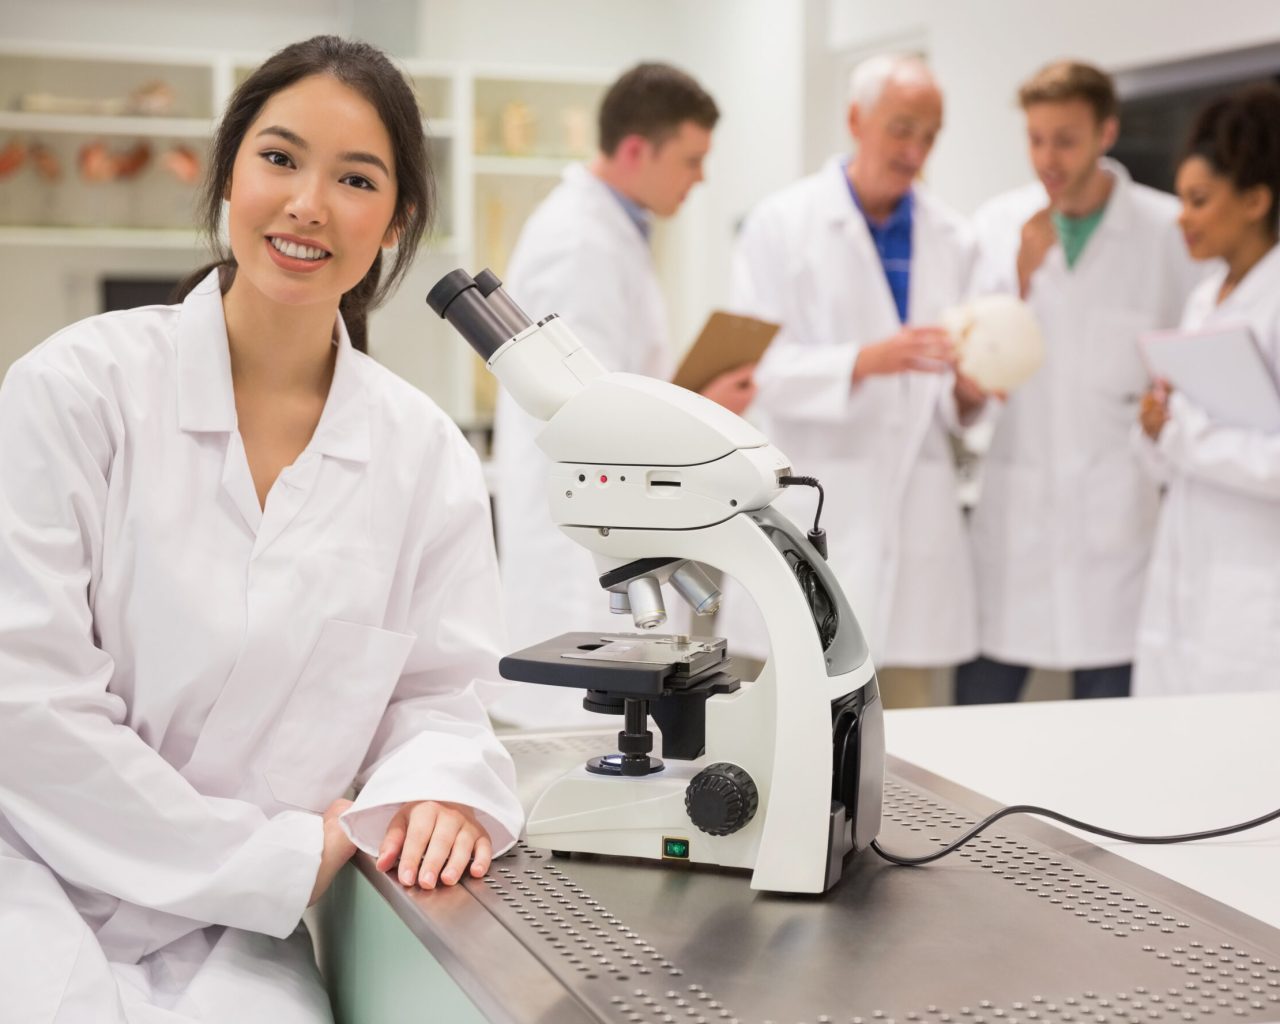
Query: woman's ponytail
xmin=338 ymin=251 xmax=382 ymax=353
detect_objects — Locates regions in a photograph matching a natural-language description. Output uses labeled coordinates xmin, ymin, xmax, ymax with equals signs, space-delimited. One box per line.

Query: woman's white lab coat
xmin=1133 ymin=243 xmax=1280 ymax=695
xmin=0 ymin=272 xmax=524 ymax=1023
xmin=490 ymin=163 xmax=671 ymax=727
xmin=722 ymin=156 xmax=979 ymax=666
xmin=968 ymin=159 xmax=1201 ymax=668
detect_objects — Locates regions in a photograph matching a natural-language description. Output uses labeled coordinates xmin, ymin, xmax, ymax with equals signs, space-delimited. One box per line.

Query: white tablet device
xmin=1139 ymin=322 xmax=1280 ymax=433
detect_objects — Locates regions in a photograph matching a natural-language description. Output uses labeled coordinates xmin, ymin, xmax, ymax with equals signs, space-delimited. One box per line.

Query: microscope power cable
xmin=774 ymin=471 xmax=1280 ymax=865
xmin=777 ymin=474 xmax=824 ymax=536
xmin=870 ymin=802 xmax=1280 ymax=867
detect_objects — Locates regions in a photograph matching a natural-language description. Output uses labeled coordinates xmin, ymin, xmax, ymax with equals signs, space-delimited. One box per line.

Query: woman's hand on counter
xmin=376 ymin=800 xmax=494 ymax=890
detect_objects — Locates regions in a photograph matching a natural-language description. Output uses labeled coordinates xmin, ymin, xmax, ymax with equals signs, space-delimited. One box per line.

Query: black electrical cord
xmin=777 ymin=474 xmax=824 ymax=535
xmin=777 ymin=474 xmax=829 ymax=560
xmin=871 ymin=803 xmax=1280 ymax=867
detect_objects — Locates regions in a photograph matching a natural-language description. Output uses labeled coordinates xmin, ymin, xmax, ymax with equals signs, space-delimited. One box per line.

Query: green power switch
xmin=662 ymin=837 xmax=690 ymax=860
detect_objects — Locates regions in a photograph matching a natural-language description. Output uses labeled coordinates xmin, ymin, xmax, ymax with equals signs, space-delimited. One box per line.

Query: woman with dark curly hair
xmin=1136 ymin=83 xmax=1280 ymax=696
xmin=0 ymin=36 xmax=522 ymax=1022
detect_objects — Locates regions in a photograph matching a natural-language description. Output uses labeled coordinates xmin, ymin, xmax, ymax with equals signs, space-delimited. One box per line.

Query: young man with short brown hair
xmin=959 ymin=61 xmax=1201 ymax=704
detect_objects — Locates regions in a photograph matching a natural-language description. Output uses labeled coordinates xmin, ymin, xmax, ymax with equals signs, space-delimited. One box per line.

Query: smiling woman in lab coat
xmin=0 ymin=37 xmax=523 ymax=1023
xmin=1135 ymin=84 xmax=1280 ymax=696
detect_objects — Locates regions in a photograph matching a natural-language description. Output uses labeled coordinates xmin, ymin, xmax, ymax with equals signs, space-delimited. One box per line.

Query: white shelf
xmin=0 ymin=226 xmax=203 ymax=249
xmin=0 ymin=112 xmax=214 ymax=139
xmin=0 ymin=43 xmax=622 ymax=426
xmin=472 ymin=155 xmax=575 ymax=177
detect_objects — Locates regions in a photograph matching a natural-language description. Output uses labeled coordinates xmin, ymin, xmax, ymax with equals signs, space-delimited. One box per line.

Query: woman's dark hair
xmin=174 ymin=35 xmax=434 ymax=351
xmin=1184 ymin=82 xmax=1280 ymax=236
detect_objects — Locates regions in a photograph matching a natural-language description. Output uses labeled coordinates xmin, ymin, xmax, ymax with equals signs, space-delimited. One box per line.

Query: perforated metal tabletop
xmin=355 ymin=731 xmax=1280 ymax=1024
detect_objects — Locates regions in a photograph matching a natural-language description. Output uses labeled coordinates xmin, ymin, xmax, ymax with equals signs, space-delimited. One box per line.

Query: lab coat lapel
xmin=824 ymin=161 xmax=901 ymax=343
xmin=1214 ymin=239 xmax=1280 ymax=318
xmin=251 ymin=319 xmax=371 ymax=558
xmin=181 ymin=321 xmax=372 ymax=787
xmin=176 ymin=271 xmax=263 ymax=537
xmin=898 ymin=198 xmax=947 ymax=503
xmin=1068 ymin=158 xmax=1136 ymax=283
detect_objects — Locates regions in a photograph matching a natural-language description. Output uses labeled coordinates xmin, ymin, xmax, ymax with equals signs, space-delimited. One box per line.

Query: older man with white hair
xmin=723 ymin=54 xmax=986 ymax=707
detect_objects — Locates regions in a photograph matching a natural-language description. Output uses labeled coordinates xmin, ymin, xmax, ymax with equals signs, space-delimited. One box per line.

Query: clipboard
xmin=1139 ymin=322 xmax=1280 ymax=433
xmin=671 ymin=311 xmax=779 ymax=395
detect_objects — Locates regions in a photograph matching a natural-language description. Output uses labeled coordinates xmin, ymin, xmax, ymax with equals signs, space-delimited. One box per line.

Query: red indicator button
xmin=599 ymin=475 xmax=608 ymax=484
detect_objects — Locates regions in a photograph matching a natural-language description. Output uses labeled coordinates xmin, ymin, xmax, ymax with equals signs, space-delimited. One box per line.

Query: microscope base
xmin=526 ymin=760 xmax=856 ymax=892
xmin=526 ymin=762 xmax=764 ymax=873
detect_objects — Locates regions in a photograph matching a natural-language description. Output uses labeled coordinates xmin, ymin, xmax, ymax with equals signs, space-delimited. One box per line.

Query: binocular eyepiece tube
xmin=426 ymin=268 xmax=534 ymax=361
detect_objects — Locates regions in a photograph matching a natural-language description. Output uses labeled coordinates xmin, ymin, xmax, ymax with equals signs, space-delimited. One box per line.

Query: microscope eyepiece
xmin=425 ymin=269 xmax=476 ymax=318
xmin=473 ymin=268 xmax=504 ymax=296
xmin=426 ymin=269 xmax=517 ymax=361
xmin=474 ymin=268 xmax=535 ymax=335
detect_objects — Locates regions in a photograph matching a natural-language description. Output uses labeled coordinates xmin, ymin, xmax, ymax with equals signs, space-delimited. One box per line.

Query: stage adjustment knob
xmin=684 ymin=763 xmax=759 ymax=836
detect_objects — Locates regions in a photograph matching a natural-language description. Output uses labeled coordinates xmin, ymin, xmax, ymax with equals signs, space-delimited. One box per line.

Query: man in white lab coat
xmin=959 ymin=61 xmax=1201 ymax=703
xmin=490 ymin=63 xmax=755 ymax=728
xmin=725 ymin=55 xmax=986 ymax=708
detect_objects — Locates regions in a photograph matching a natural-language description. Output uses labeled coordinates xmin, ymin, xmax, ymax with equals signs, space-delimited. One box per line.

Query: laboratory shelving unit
xmin=0 ymin=41 xmax=610 ymax=431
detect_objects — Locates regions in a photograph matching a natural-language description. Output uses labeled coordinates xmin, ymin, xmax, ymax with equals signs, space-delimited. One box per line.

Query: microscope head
xmin=428 ymin=268 xmax=787 ymax=631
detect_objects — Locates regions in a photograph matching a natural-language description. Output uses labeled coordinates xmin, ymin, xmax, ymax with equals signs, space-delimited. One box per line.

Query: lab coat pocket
xmin=265 ymin=619 xmax=416 ymax=811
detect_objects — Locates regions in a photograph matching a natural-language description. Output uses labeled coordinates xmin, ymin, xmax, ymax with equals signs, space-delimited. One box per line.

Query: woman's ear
xmin=1242 ymin=183 xmax=1273 ymax=227
xmin=383 ymin=208 xmax=411 ymax=249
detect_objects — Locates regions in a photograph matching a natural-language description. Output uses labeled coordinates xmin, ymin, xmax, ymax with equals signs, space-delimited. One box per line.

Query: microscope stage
xmin=500 ymin=632 xmax=730 ymax=695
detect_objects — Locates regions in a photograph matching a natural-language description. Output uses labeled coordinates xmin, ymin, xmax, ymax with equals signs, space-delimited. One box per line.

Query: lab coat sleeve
xmin=340 ymin=433 xmax=524 ymax=857
xmin=1155 ymin=392 xmax=1280 ymax=501
xmin=730 ymin=206 xmax=860 ymax=423
xmin=0 ymin=357 xmax=321 ymax=939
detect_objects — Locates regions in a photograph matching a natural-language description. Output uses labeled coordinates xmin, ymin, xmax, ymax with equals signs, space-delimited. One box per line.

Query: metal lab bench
xmin=317 ymin=694 xmax=1280 ymax=1024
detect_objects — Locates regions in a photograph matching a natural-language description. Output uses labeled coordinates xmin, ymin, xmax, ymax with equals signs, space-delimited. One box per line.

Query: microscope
xmin=427 ymin=269 xmax=884 ymax=894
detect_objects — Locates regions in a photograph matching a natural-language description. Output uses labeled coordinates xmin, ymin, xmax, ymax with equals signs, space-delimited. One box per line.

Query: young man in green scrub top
xmin=960 ymin=61 xmax=1200 ymax=704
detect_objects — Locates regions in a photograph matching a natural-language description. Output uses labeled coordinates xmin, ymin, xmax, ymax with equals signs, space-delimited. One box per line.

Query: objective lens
xmin=671 ymin=561 xmax=722 ymax=616
xmin=626 ymin=576 xmax=667 ymax=630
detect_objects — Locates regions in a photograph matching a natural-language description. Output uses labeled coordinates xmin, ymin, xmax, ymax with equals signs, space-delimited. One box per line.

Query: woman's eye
xmin=343 ymin=174 xmax=376 ymax=191
xmin=262 ymin=150 xmax=293 ymax=168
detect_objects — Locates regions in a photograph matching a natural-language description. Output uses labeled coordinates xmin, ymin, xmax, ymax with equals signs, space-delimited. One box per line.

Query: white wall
xmin=0 ymin=0 xmax=353 ymax=53
xmin=820 ymin=0 xmax=1280 ymax=213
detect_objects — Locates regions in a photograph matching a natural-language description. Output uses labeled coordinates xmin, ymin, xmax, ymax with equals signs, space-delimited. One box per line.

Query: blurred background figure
xmin=1135 ymin=83 xmax=1280 ymax=695
xmin=959 ymin=61 xmax=1201 ymax=704
xmin=488 ymin=63 xmax=757 ymax=729
xmin=722 ymin=54 xmax=989 ymax=709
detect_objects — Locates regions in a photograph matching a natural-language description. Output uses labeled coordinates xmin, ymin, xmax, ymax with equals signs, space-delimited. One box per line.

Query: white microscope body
xmin=427 ymin=270 xmax=883 ymax=894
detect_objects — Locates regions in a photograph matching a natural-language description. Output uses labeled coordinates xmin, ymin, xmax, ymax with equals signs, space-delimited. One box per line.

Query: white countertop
xmin=884 ymin=693 xmax=1280 ymax=931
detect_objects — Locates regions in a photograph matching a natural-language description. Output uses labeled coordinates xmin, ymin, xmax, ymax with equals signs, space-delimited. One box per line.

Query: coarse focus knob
xmin=684 ymin=763 xmax=759 ymax=836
